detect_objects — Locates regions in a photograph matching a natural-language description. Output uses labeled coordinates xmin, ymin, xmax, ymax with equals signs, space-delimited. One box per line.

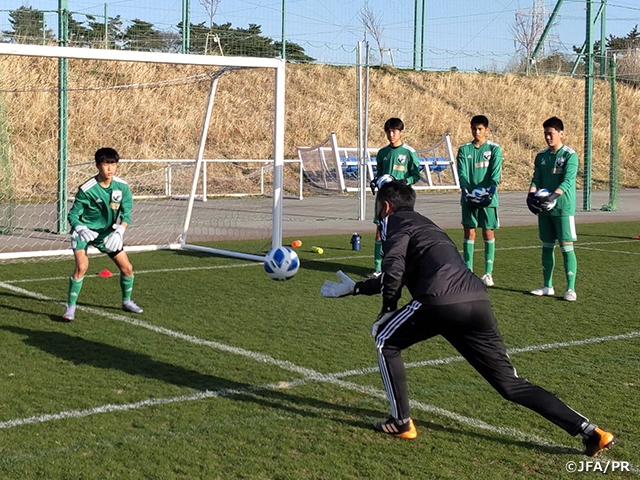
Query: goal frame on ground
xmin=0 ymin=43 xmax=285 ymax=263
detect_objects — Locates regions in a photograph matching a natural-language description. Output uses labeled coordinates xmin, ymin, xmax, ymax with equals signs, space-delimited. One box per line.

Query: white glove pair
xmin=320 ymin=270 xmax=356 ymax=297
xmin=74 ymin=224 xmax=125 ymax=252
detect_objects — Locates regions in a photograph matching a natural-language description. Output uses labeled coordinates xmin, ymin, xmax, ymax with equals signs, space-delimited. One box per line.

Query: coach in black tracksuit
xmin=320 ymin=180 xmax=614 ymax=455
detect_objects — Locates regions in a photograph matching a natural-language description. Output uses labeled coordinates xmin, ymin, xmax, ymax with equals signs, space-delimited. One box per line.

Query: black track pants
xmin=374 ymin=299 xmax=586 ymax=436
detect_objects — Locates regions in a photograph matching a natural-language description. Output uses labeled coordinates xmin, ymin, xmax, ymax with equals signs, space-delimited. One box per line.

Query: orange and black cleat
xmin=583 ymin=427 xmax=616 ymax=457
xmin=374 ymin=417 xmax=418 ymax=439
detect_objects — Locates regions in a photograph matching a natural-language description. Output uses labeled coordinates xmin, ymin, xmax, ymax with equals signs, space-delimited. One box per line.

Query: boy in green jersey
xmin=456 ymin=115 xmax=502 ymax=287
xmin=370 ymin=118 xmax=421 ymax=276
xmin=526 ymin=117 xmax=578 ymax=302
xmin=62 ymin=147 xmax=143 ymax=321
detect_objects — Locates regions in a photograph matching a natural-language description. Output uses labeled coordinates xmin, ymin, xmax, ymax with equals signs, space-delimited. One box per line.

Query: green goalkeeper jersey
xmin=375 ymin=143 xmax=421 ymax=185
xmin=531 ymin=145 xmax=578 ymax=216
xmin=68 ymin=175 xmax=133 ymax=234
xmin=456 ymin=140 xmax=502 ymax=208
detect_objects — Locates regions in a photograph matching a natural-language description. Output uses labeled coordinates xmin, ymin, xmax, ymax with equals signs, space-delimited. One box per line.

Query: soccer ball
xmin=535 ymin=188 xmax=557 ymax=210
xmin=468 ymin=187 xmax=488 ymax=203
xmin=376 ymin=174 xmax=395 ymax=190
xmin=264 ymin=246 xmax=300 ymax=281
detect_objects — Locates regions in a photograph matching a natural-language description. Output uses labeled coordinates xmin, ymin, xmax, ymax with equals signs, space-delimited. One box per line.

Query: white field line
xmin=1 ymin=280 xmax=639 ymax=471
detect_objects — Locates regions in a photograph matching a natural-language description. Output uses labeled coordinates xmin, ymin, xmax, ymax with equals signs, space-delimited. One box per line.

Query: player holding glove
xmin=63 ymin=147 xmax=143 ymax=322
xmin=528 ymin=117 xmax=579 ymax=302
xmin=370 ymin=118 xmax=421 ymax=277
xmin=456 ymin=115 xmax=502 ymax=287
xmin=319 ymin=180 xmax=615 ymax=457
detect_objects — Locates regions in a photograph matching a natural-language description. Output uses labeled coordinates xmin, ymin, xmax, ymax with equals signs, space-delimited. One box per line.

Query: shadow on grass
xmin=300 ymin=258 xmax=372 ymax=278
xmin=578 ymin=232 xmax=638 ymax=240
xmin=1 ymin=324 xmax=581 ymax=456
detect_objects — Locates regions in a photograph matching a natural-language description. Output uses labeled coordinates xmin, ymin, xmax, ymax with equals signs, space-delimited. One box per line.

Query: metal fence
xmin=1 ymin=0 xmax=639 ymax=74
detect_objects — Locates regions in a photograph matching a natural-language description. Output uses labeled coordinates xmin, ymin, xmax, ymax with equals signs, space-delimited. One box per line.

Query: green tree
xmin=68 ymin=15 xmax=91 ymax=46
xmin=273 ymin=41 xmax=314 ymax=63
xmin=85 ymin=14 xmax=124 ymax=48
xmin=123 ymin=19 xmax=164 ymax=51
xmin=177 ymin=20 xmax=313 ymax=60
xmin=3 ymin=6 xmax=55 ymax=44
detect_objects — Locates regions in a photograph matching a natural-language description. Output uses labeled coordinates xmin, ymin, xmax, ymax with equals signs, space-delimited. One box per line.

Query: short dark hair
xmin=384 ymin=117 xmax=404 ymax=132
xmin=95 ymin=147 xmax=120 ymax=164
xmin=471 ymin=115 xmax=489 ymax=128
xmin=542 ymin=116 xmax=564 ymax=132
xmin=376 ymin=179 xmax=416 ymax=211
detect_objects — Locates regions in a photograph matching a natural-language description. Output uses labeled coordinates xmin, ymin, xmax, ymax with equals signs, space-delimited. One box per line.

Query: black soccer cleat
xmin=583 ymin=427 xmax=616 ymax=457
xmin=374 ymin=417 xmax=418 ymax=439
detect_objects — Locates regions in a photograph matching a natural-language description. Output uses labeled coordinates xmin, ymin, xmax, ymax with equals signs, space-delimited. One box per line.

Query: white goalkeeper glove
xmin=371 ymin=311 xmax=395 ymax=338
xmin=104 ymin=224 xmax=126 ymax=252
xmin=320 ymin=270 xmax=356 ymax=297
xmin=74 ymin=225 xmax=99 ymax=243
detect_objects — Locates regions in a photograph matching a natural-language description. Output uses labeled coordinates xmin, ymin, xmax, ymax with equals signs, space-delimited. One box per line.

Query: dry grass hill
xmin=2 ymin=57 xmax=640 ymax=198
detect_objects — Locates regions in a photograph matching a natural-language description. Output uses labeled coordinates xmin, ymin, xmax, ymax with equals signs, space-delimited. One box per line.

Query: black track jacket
xmin=354 ymin=207 xmax=488 ymax=312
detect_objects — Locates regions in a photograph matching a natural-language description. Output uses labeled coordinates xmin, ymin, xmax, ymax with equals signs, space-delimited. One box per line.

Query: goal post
xmin=0 ymin=43 xmax=285 ymax=262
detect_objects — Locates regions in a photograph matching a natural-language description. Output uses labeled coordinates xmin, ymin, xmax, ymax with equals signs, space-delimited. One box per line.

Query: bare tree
xmin=360 ymin=5 xmax=386 ymax=66
xmin=199 ymin=0 xmax=221 ymax=29
xmin=511 ymin=0 xmax=558 ymax=73
xmin=198 ymin=0 xmax=222 ymax=54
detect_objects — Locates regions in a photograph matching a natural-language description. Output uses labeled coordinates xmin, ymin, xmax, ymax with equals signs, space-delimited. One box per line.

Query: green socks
xmin=463 ymin=239 xmax=474 ymax=271
xmin=561 ymin=245 xmax=577 ymax=290
xmin=484 ymin=239 xmax=495 ymax=275
xmin=374 ymin=241 xmax=383 ymax=272
xmin=121 ymin=275 xmax=135 ymax=302
xmin=67 ymin=276 xmax=84 ymax=306
xmin=541 ymin=244 xmax=556 ymax=287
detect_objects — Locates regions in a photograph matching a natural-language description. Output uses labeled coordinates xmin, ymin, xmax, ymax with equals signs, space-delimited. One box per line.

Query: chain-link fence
xmin=2 ymin=1 xmax=639 ymax=75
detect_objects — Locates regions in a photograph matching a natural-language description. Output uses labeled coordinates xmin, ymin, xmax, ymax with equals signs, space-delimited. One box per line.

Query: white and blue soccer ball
xmin=468 ymin=187 xmax=488 ymax=203
xmin=264 ymin=246 xmax=300 ymax=281
xmin=376 ymin=174 xmax=395 ymax=190
xmin=535 ymin=188 xmax=557 ymax=210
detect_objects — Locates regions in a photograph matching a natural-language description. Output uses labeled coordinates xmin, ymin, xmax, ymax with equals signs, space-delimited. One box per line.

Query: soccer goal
xmin=296 ymin=132 xmax=459 ymax=194
xmin=0 ymin=43 xmax=285 ymax=262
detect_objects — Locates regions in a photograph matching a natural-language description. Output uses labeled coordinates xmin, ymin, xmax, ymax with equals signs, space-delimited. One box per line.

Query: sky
xmin=1 ymin=0 xmax=639 ymax=71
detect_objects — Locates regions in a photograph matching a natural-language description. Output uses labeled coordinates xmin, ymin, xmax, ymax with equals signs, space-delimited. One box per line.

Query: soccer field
xmin=0 ymin=222 xmax=639 ymax=479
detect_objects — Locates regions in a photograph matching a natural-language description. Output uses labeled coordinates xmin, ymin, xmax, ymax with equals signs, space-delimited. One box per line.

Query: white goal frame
xmin=297 ymin=132 xmax=459 ymax=195
xmin=0 ymin=43 xmax=285 ymax=262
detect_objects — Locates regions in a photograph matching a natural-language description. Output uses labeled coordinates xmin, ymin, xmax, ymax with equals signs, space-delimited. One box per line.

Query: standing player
xmin=456 ymin=115 xmax=502 ymax=287
xmin=62 ymin=147 xmax=143 ymax=321
xmin=320 ymin=180 xmax=615 ymax=457
xmin=370 ymin=118 xmax=421 ymax=277
xmin=526 ymin=117 xmax=579 ymax=302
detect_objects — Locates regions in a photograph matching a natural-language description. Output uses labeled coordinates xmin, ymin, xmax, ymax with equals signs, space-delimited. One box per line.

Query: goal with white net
xmin=297 ymin=131 xmax=459 ymax=194
xmin=0 ymin=43 xmax=285 ymax=262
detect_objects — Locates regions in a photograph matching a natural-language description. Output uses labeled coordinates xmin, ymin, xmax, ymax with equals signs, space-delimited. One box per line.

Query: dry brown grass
xmin=2 ymin=57 xmax=639 ymax=200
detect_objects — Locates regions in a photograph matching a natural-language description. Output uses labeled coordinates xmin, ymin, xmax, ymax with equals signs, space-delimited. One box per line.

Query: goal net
xmin=296 ymin=132 xmax=458 ymax=194
xmin=0 ymin=44 xmax=285 ymax=262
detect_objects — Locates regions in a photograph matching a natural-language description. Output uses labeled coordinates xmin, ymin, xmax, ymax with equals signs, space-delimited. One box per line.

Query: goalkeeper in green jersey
xmin=370 ymin=118 xmax=421 ymax=276
xmin=62 ymin=147 xmax=143 ymax=321
xmin=456 ymin=115 xmax=502 ymax=287
xmin=526 ymin=117 xmax=579 ymax=302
